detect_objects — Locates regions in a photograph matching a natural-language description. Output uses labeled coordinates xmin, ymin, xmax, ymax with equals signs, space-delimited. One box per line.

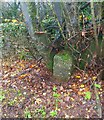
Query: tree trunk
xmin=90 ymin=1 xmax=99 ymax=57
xmin=20 ymin=2 xmax=35 ymax=40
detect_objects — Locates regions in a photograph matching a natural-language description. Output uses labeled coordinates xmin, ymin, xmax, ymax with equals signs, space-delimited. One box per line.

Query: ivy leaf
xmin=50 ymin=110 xmax=57 ymax=117
xmin=24 ymin=110 xmax=32 ymax=118
xmin=0 ymin=90 xmax=5 ymax=101
xmin=42 ymin=111 xmax=46 ymax=117
xmin=53 ymin=86 xmax=57 ymax=91
xmin=53 ymin=93 xmax=60 ymax=98
xmin=85 ymin=91 xmax=91 ymax=100
xmin=0 ymin=95 xmax=5 ymax=101
xmin=27 ymin=113 xmax=32 ymax=118
xmin=94 ymin=83 xmax=101 ymax=89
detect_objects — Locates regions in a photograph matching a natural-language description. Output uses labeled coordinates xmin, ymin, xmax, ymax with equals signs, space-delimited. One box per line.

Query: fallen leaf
xmin=92 ymin=76 xmax=97 ymax=81
xmin=72 ymin=84 xmax=76 ymax=87
xmin=83 ymin=87 xmax=89 ymax=92
xmin=65 ymin=114 xmax=69 ymax=118
xmin=60 ymin=86 xmax=64 ymax=91
xmin=36 ymin=68 xmax=40 ymax=72
xmin=3 ymin=73 xmax=10 ymax=79
xmin=78 ymin=91 xmax=83 ymax=95
xmin=19 ymin=74 xmax=27 ymax=79
xmin=43 ymin=93 xmax=46 ymax=96
xmin=75 ymin=75 xmax=81 ymax=79
xmin=84 ymin=77 xmax=87 ymax=80
xmin=29 ymin=64 xmax=36 ymax=68
xmin=20 ymin=64 xmax=25 ymax=68
xmin=12 ymin=19 xmax=18 ymax=23
xmin=80 ymin=84 xmax=85 ymax=88
xmin=35 ymin=98 xmax=42 ymax=104
xmin=64 ymin=93 xmax=68 ymax=97
xmin=70 ymin=97 xmax=74 ymax=101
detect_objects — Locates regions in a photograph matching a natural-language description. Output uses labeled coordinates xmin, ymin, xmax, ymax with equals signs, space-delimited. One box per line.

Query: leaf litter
xmin=1 ymin=59 xmax=103 ymax=118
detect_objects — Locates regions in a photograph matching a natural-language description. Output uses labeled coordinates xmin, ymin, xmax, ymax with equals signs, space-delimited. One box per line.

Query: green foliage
xmin=53 ymin=93 xmax=60 ymax=98
xmin=17 ymin=90 xmax=22 ymax=96
xmin=0 ymin=90 xmax=5 ymax=102
xmin=8 ymin=99 xmax=16 ymax=106
xmin=28 ymin=3 xmax=37 ymax=20
xmin=0 ymin=22 xmax=26 ymax=37
xmin=36 ymin=106 xmax=46 ymax=118
xmin=28 ymin=3 xmax=37 ymax=30
xmin=50 ymin=110 xmax=57 ymax=117
xmin=18 ymin=50 xmax=26 ymax=60
xmin=18 ymin=49 xmax=30 ymax=60
xmin=46 ymin=60 xmax=53 ymax=71
xmin=94 ymin=83 xmax=101 ymax=89
xmin=2 ymin=2 xmax=22 ymax=20
xmin=42 ymin=16 xmax=57 ymax=31
xmin=61 ymin=52 xmax=71 ymax=61
xmin=42 ymin=16 xmax=58 ymax=39
xmin=24 ymin=108 xmax=32 ymax=118
xmin=53 ymin=86 xmax=57 ymax=92
xmin=84 ymin=91 xmax=92 ymax=100
xmin=0 ymin=95 xmax=5 ymax=102
xmin=52 ymin=86 xmax=60 ymax=112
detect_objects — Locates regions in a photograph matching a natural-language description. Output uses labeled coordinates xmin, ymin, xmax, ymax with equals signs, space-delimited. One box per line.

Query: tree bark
xmin=90 ymin=1 xmax=99 ymax=57
xmin=20 ymin=2 xmax=35 ymax=40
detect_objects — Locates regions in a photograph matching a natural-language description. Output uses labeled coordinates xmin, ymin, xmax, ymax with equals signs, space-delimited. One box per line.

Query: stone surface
xmin=35 ymin=33 xmax=50 ymax=62
xmin=53 ymin=51 xmax=73 ymax=81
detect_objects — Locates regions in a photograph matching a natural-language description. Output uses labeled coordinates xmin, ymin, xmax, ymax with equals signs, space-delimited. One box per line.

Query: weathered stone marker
xmin=53 ymin=50 xmax=73 ymax=81
xmin=35 ymin=32 xmax=50 ymax=62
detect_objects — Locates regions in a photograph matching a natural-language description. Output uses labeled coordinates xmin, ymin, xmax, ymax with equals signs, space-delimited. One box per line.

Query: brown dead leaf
xmin=60 ymin=86 xmax=64 ymax=91
xmin=3 ymin=73 xmax=10 ymax=79
xmin=19 ymin=74 xmax=27 ymax=79
xmin=70 ymin=97 xmax=74 ymax=101
xmin=80 ymin=84 xmax=85 ymax=88
xmin=29 ymin=64 xmax=36 ymax=68
xmin=78 ymin=91 xmax=84 ymax=95
xmin=35 ymin=98 xmax=42 ymax=105
xmin=36 ymin=68 xmax=40 ymax=72
xmin=92 ymin=76 xmax=97 ymax=81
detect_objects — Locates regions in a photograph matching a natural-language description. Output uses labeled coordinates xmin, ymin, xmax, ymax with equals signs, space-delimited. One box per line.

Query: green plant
xmin=52 ymin=86 xmax=61 ymax=112
xmin=0 ymin=94 xmax=5 ymax=102
xmin=53 ymin=93 xmax=60 ymax=98
xmin=36 ymin=107 xmax=46 ymax=118
xmin=0 ymin=90 xmax=5 ymax=102
xmin=84 ymin=91 xmax=92 ymax=100
xmin=17 ymin=90 xmax=22 ymax=96
xmin=24 ymin=108 xmax=32 ymax=118
xmin=8 ymin=99 xmax=16 ymax=106
xmin=50 ymin=110 xmax=57 ymax=117
xmin=53 ymin=86 xmax=57 ymax=92
xmin=94 ymin=83 xmax=101 ymax=89
xmin=0 ymin=22 xmax=26 ymax=37
xmin=61 ymin=53 xmax=70 ymax=61
xmin=18 ymin=50 xmax=27 ymax=60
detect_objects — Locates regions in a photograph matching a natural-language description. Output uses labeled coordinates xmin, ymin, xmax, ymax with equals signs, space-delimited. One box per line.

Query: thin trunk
xmin=94 ymin=82 xmax=102 ymax=118
xmin=20 ymin=2 xmax=35 ymax=40
xmin=90 ymin=1 xmax=99 ymax=57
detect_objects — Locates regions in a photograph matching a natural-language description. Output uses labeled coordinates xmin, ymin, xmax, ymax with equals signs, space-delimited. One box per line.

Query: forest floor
xmin=1 ymin=58 xmax=104 ymax=118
